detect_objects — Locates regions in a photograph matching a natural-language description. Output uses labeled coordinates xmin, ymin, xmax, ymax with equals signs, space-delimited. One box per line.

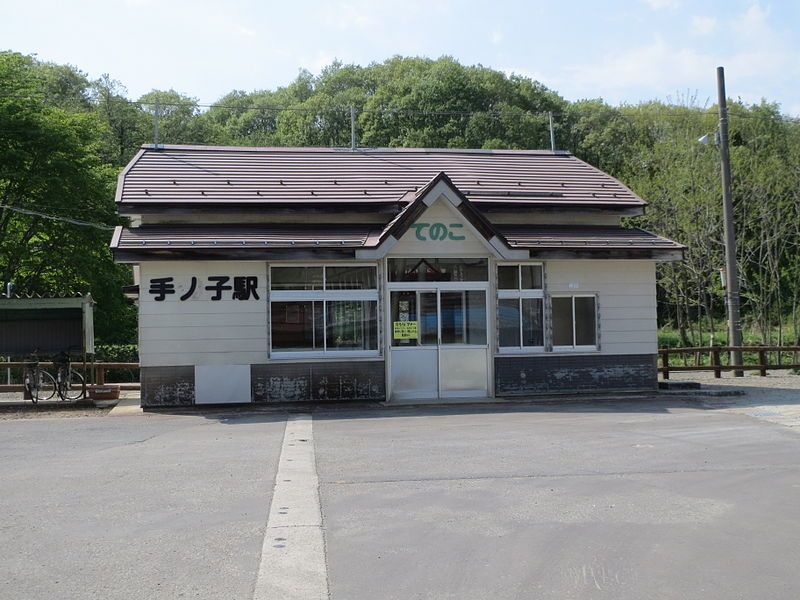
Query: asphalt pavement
xmin=0 ymin=411 xmax=286 ymax=599
xmin=2 ymin=399 xmax=800 ymax=599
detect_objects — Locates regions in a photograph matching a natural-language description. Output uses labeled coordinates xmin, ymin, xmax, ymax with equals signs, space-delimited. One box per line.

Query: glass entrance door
xmin=389 ymin=287 xmax=489 ymax=400
xmin=388 ymin=290 xmax=439 ymax=400
xmin=438 ymin=290 xmax=489 ymax=398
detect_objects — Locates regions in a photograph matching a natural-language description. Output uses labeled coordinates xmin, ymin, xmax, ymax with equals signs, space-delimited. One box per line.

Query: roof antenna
xmin=548 ymin=111 xmax=556 ymax=152
xmin=153 ymin=99 xmax=161 ymax=148
xmin=350 ymin=106 xmax=356 ymax=151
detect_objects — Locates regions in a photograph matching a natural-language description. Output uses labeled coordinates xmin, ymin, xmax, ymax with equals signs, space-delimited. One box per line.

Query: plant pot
xmin=88 ymin=385 xmax=120 ymax=400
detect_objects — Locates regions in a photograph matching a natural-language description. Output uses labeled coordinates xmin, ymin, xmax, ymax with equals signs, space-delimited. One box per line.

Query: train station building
xmin=111 ymin=145 xmax=683 ymax=406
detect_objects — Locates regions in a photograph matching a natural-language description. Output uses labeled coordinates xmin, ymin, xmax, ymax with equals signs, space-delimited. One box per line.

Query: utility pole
xmin=716 ymin=66 xmax=744 ymax=376
xmin=548 ymin=111 xmax=556 ymax=151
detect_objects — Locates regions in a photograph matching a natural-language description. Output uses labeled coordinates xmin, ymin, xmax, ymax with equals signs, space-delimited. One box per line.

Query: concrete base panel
xmin=141 ymin=361 xmax=386 ymax=407
xmin=251 ymin=361 xmax=385 ymax=403
xmin=495 ymin=353 xmax=657 ymax=396
xmin=140 ymin=366 xmax=195 ymax=407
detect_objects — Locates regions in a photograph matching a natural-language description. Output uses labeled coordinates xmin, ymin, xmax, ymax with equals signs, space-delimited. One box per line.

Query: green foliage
xmin=93 ymin=343 xmax=139 ymax=382
xmin=3 ymin=50 xmax=800 ymax=349
xmin=0 ymin=52 xmax=135 ymax=343
xmin=91 ymin=75 xmax=149 ymax=166
xmin=94 ymin=343 xmax=138 ymax=363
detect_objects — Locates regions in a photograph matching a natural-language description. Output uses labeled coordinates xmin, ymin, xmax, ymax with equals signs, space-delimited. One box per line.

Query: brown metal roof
xmin=497 ymin=225 xmax=685 ymax=249
xmin=113 ymin=223 xmax=682 ymax=255
xmin=115 ymin=225 xmax=377 ymax=249
xmin=116 ymin=145 xmax=645 ymax=209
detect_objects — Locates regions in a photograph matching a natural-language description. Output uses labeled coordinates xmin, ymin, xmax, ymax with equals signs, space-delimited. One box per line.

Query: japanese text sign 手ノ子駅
xmin=147 ymin=276 xmax=260 ymax=302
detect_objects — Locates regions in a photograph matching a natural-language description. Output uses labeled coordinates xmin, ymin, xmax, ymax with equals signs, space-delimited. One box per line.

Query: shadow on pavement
xmin=146 ymin=393 xmax=706 ymax=424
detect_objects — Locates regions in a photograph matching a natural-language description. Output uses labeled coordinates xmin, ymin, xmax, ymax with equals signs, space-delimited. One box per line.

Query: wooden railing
xmin=659 ymin=346 xmax=800 ymax=379
xmin=0 ymin=362 xmax=140 ymax=392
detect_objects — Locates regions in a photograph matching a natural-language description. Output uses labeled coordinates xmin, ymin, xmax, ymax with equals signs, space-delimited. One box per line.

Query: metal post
xmin=350 ymin=106 xmax=356 ymax=150
xmin=548 ymin=111 xmax=556 ymax=151
xmin=153 ymin=99 xmax=160 ymax=147
xmin=716 ymin=66 xmax=744 ymax=376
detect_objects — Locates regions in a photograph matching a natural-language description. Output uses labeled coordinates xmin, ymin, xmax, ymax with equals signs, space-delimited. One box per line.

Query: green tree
xmin=138 ymin=89 xmax=219 ymax=145
xmin=0 ymin=51 xmax=135 ymax=343
xmin=91 ymin=75 xmax=149 ymax=166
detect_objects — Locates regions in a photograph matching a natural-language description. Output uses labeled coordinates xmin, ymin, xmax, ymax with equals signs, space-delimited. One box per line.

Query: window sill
xmin=497 ymin=347 xmax=546 ymax=354
xmin=552 ymin=346 xmax=600 ymax=353
xmin=270 ymin=351 xmax=381 ymax=360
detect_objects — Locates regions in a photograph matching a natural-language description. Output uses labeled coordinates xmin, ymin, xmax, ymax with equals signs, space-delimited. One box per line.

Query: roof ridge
xmin=140 ymin=143 xmax=572 ymax=156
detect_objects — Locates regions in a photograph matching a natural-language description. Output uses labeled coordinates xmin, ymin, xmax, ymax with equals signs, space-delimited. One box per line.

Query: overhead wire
xmin=0 ymin=204 xmax=116 ymax=231
xmin=2 ymin=91 xmax=800 ymax=123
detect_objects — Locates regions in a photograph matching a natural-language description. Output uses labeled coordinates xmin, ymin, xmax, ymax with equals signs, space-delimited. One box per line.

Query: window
xmin=497 ymin=264 xmax=544 ymax=350
xmin=552 ymin=296 xmax=597 ymax=349
xmin=389 ymin=290 xmax=487 ymax=346
xmin=440 ymin=290 xmax=487 ymax=345
xmin=270 ymin=265 xmax=378 ymax=356
xmin=271 ymin=301 xmax=323 ymax=351
xmin=271 ymin=267 xmax=323 ymax=291
xmin=390 ymin=291 xmax=437 ymax=347
xmin=388 ymin=258 xmax=488 ymax=282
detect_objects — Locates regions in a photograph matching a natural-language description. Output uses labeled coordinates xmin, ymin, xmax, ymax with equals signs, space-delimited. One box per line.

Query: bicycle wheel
xmin=35 ymin=371 xmax=57 ymax=402
xmin=60 ymin=370 xmax=85 ymax=401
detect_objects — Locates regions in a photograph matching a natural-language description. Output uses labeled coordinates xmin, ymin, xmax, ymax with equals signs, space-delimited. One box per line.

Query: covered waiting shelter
xmin=0 ymin=294 xmax=95 ymax=357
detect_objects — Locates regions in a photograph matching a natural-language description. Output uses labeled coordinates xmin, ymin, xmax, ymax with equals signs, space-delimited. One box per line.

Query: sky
xmin=2 ymin=0 xmax=799 ymax=115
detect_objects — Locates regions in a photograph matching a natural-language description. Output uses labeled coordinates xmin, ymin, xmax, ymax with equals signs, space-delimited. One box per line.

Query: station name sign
xmin=148 ymin=275 xmax=260 ymax=301
xmin=410 ymin=222 xmax=466 ymax=242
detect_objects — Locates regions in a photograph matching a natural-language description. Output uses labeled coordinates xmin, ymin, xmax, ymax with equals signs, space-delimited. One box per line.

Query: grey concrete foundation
xmin=141 ymin=361 xmax=386 ymax=406
xmin=495 ymin=353 xmax=657 ymax=396
xmin=252 ymin=361 xmax=385 ymax=403
xmin=140 ymin=366 xmax=195 ymax=407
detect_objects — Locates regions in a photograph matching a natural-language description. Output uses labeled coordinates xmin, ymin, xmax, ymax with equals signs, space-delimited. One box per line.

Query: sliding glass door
xmin=388 ymin=281 xmax=489 ymax=400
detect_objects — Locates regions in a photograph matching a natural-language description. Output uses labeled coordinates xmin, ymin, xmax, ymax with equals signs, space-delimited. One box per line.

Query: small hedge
xmin=94 ymin=344 xmax=138 ymax=363
xmin=93 ymin=344 xmax=139 ymax=383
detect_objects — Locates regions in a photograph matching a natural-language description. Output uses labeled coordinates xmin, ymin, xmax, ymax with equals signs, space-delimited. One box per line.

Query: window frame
xmin=496 ymin=263 xmax=545 ymax=354
xmin=551 ymin=294 xmax=599 ymax=352
xmin=269 ymin=263 xmax=380 ymax=359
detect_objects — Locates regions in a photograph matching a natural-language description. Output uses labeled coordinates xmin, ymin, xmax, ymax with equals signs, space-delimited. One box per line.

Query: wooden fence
xmin=4 ymin=352 xmax=798 ymax=391
xmin=0 ymin=361 xmax=140 ymax=392
xmin=659 ymin=346 xmax=800 ymax=379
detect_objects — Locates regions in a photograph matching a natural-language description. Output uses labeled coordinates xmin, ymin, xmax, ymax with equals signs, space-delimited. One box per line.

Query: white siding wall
xmin=138 ymin=261 xmax=268 ymax=367
xmin=546 ymin=260 xmax=657 ymax=355
xmin=137 ymin=258 xmax=656 ymax=367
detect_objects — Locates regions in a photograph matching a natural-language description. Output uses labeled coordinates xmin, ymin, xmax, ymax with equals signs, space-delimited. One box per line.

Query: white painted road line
xmin=253 ymin=414 xmax=329 ymax=600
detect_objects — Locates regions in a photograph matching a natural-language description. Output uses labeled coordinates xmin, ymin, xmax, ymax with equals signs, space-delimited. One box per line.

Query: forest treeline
xmin=2 ymin=50 xmax=799 ymax=345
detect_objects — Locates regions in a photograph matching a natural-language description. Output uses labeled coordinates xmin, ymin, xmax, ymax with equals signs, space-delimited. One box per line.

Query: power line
xmin=0 ymin=204 xmax=116 ymax=231
xmin=3 ymin=91 xmax=800 ymax=123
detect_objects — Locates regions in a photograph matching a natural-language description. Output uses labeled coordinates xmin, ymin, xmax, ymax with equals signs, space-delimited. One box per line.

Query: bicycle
xmin=23 ymin=354 xmax=57 ymax=403
xmin=53 ymin=350 xmax=85 ymax=402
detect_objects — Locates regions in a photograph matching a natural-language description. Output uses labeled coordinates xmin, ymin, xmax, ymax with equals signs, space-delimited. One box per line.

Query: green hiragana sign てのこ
xmin=410 ymin=223 xmax=466 ymax=241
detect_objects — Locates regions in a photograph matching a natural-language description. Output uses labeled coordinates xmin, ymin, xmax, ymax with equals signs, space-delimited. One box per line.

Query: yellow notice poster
xmin=393 ymin=320 xmax=419 ymax=339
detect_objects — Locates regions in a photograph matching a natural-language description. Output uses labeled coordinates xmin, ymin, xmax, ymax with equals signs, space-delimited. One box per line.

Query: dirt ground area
xmin=669 ymin=371 xmax=800 ymax=429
